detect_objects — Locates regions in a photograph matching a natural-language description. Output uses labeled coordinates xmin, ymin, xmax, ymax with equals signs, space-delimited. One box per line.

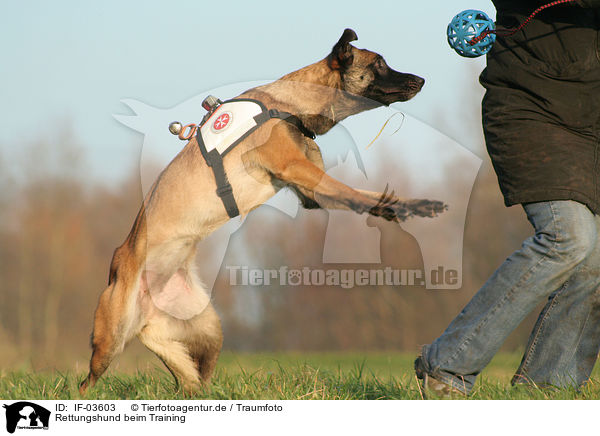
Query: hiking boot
xmin=415 ymin=355 xmax=466 ymax=399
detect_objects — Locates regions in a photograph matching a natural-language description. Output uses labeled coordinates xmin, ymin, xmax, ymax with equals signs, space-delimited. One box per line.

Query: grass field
xmin=1 ymin=352 xmax=599 ymax=400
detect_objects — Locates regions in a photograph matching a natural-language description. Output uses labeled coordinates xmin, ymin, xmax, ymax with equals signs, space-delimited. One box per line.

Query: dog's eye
xmin=360 ymin=75 xmax=364 ymax=80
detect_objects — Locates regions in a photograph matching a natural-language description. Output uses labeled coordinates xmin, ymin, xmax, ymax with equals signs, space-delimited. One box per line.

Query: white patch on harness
xmin=201 ymin=101 xmax=264 ymax=155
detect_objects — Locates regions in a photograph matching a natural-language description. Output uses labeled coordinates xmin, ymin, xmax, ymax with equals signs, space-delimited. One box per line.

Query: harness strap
xmin=204 ymin=149 xmax=240 ymax=218
xmin=198 ymin=102 xmax=315 ymax=219
xmin=255 ymin=109 xmax=316 ymax=140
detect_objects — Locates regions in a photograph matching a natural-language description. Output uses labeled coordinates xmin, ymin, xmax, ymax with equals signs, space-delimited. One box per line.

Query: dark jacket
xmin=480 ymin=1 xmax=600 ymax=213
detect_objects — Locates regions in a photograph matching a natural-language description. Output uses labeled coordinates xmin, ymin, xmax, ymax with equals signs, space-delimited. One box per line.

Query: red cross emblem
xmin=212 ymin=112 xmax=232 ymax=132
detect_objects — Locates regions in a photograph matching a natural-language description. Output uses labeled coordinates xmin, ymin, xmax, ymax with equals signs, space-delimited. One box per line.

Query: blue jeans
xmin=417 ymin=200 xmax=600 ymax=394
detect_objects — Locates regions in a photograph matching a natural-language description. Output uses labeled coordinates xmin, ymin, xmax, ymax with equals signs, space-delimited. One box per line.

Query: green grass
xmin=1 ymin=352 xmax=600 ymax=400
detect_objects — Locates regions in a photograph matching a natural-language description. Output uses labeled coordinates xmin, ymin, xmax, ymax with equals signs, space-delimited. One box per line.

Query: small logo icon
xmin=3 ymin=402 xmax=50 ymax=434
xmin=212 ymin=111 xmax=232 ymax=132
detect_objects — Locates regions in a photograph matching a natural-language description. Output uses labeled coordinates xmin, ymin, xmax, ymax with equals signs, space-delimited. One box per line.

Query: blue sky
xmin=0 ymin=0 xmax=495 ymax=184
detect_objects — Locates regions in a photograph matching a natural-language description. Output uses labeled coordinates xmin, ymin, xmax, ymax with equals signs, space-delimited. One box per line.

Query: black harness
xmin=196 ymin=98 xmax=315 ymax=218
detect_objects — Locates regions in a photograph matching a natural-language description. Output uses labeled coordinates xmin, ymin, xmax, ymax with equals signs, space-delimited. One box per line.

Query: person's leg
xmin=415 ymin=200 xmax=597 ymax=394
xmin=512 ymin=212 xmax=600 ymax=388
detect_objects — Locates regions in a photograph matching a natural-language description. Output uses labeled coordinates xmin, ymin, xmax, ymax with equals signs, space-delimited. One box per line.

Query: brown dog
xmin=79 ymin=28 xmax=445 ymax=394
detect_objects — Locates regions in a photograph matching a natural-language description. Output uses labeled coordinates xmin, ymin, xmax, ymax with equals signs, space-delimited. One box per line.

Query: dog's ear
xmin=327 ymin=28 xmax=358 ymax=70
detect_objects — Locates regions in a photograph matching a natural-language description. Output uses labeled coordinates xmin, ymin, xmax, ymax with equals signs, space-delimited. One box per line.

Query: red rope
xmin=468 ymin=0 xmax=578 ymax=46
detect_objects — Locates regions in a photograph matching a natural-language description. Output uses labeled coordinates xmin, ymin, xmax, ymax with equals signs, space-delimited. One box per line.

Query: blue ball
xmin=447 ymin=10 xmax=496 ymax=58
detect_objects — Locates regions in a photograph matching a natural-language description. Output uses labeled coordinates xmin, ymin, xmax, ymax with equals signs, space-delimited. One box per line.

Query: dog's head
xmin=327 ymin=28 xmax=424 ymax=106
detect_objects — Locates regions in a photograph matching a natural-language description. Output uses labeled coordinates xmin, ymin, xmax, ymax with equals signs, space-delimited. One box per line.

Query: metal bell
xmin=168 ymin=121 xmax=182 ymax=135
xmin=202 ymin=95 xmax=222 ymax=112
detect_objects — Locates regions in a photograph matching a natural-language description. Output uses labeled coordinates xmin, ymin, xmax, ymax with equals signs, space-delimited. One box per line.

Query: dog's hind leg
xmin=79 ymin=261 xmax=144 ymax=394
xmin=137 ymin=303 xmax=223 ymax=391
xmin=137 ymin=261 xmax=223 ymax=391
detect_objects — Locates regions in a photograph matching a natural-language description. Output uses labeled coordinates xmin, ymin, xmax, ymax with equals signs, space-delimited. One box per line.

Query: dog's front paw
xmin=367 ymin=187 xmax=447 ymax=222
xmin=401 ymin=199 xmax=447 ymax=218
xmin=368 ymin=186 xmax=405 ymax=221
xmin=370 ymin=203 xmax=408 ymax=222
